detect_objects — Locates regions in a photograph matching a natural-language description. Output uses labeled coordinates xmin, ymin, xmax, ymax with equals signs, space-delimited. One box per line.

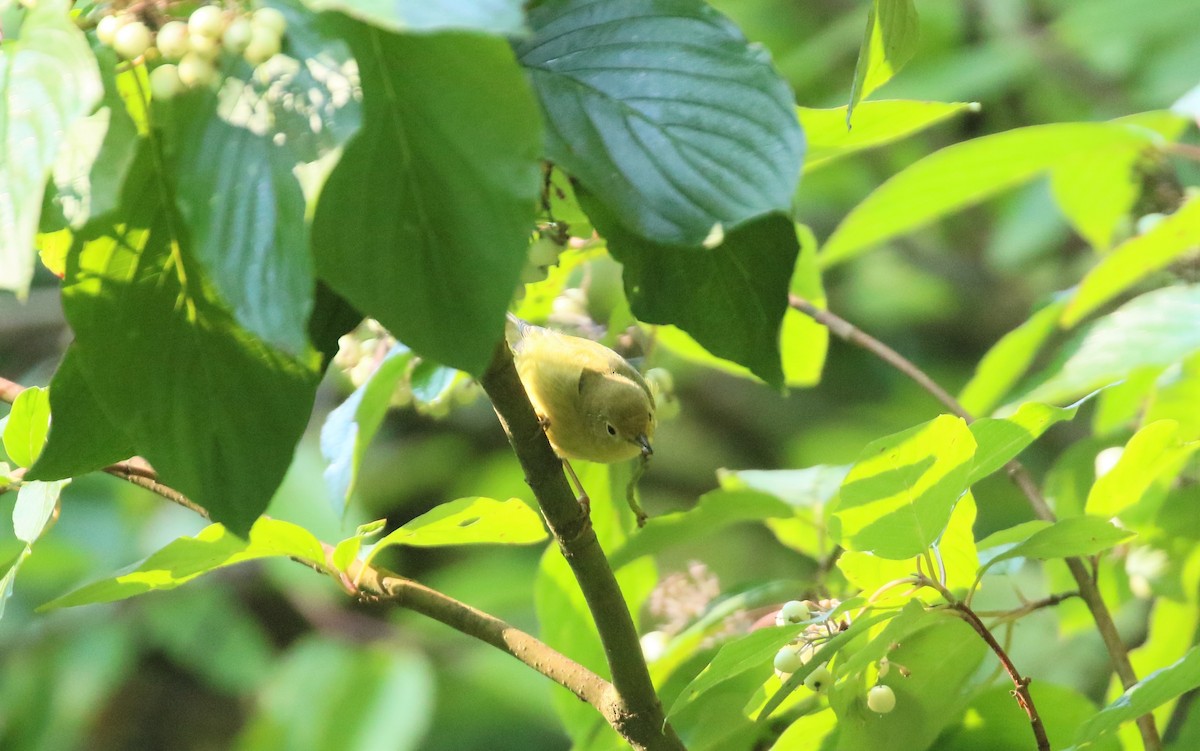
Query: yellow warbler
xmin=507 ymin=314 xmax=656 ymax=464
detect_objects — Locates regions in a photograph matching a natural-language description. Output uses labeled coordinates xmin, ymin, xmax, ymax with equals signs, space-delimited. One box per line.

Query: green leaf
xmin=174 ymin=108 xmax=313 ymax=356
xmin=363 ymin=497 xmax=546 ymax=564
xmin=782 ymin=224 xmax=828 ymax=387
xmin=236 ymin=637 xmax=435 ymax=751
xmin=0 ymin=0 xmax=102 ymax=297
xmin=2 ymin=386 xmax=50 ymax=468
xmin=847 ymin=0 xmax=920 ymax=124
xmin=800 ymin=100 xmax=975 ymax=173
xmin=1021 ymin=285 xmax=1200 ymax=406
xmin=608 ymin=489 xmax=792 ymax=569
xmin=959 ymin=297 xmax=1068 ymax=415
xmin=968 ymin=399 xmax=1084 ymax=484
xmin=320 ymin=342 xmax=413 ymax=515
xmin=1071 ymin=645 xmax=1200 ymax=750
xmin=312 ymin=27 xmax=541 ymax=375
xmin=517 ymin=0 xmax=804 ymax=246
xmin=1062 ymin=195 xmax=1200 ymax=326
xmin=61 ymin=145 xmax=321 ymax=535
xmin=975 ymin=519 xmax=1052 ymax=554
xmin=979 ymin=516 xmax=1134 ymax=577
xmin=1086 ymin=420 xmax=1199 ymax=519
xmin=946 ymin=683 xmax=1119 ymax=751
xmin=13 ymin=479 xmax=67 ymax=544
xmin=1049 ymin=143 xmax=1142 ymax=250
xmin=589 ymin=205 xmax=799 ymax=387
xmin=40 ymin=518 xmax=326 ymax=610
xmin=26 ymin=345 xmax=136 ymax=481
xmin=719 ymin=464 xmax=848 ymax=558
xmin=830 ymin=414 xmax=976 ymax=560
xmin=299 ymin=0 xmax=524 ymax=35
xmin=821 ymin=122 xmax=1159 ymax=267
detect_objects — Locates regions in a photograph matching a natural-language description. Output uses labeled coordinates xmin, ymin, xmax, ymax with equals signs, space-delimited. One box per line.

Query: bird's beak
xmin=636 ymin=434 xmax=653 ymax=457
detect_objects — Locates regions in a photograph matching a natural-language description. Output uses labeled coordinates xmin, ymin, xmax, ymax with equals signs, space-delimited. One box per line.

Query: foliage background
xmin=1 ymin=0 xmax=1199 ymax=749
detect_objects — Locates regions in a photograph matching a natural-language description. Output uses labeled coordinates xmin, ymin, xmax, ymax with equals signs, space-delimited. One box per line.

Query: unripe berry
xmin=113 ymin=21 xmax=152 ymax=60
xmin=177 ymin=53 xmax=217 ymax=88
xmin=96 ymin=14 xmax=125 ymax=46
xmin=188 ymin=31 xmax=221 ymax=59
xmin=777 ymin=600 xmax=809 ymax=625
xmin=251 ymin=7 xmax=287 ymax=36
xmin=242 ymin=24 xmax=281 ymax=65
xmin=155 ymin=21 xmax=189 ymax=60
xmin=804 ymin=663 xmax=832 ymax=693
xmin=149 ymin=64 xmax=184 ymax=100
xmin=188 ymin=5 xmax=225 ymax=39
xmin=222 ymin=17 xmax=253 ymax=54
xmin=867 ymin=684 xmax=896 ymax=714
xmin=1136 ymin=212 xmax=1165 ymax=236
xmin=527 ymin=236 xmax=562 ymax=267
xmin=773 ymin=645 xmax=804 ymax=675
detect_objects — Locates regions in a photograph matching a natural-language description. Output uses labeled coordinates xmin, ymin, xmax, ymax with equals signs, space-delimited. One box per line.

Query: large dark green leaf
xmin=0 ymin=0 xmax=102 ymax=296
xmin=312 ymin=27 xmax=541 ymax=375
xmin=517 ymin=0 xmax=804 ymax=246
xmin=26 ymin=346 xmax=135 ymax=481
xmin=583 ymin=195 xmax=798 ymax=387
xmin=60 ymin=145 xmax=321 ymax=534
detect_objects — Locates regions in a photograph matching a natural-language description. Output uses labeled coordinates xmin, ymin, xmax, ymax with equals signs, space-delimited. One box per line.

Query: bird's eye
xmin=606 ymin=423 xmax=617 ymax=436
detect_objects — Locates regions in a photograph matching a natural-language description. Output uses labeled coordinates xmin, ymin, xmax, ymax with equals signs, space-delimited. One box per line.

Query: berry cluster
xmin=94 ymin=4 xmax=288 ymax=100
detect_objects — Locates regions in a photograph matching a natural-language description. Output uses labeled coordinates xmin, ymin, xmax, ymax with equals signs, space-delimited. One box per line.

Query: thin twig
xmin=0 ymin=376 xmax=24 ymax=404
xmin=790 ymin=295 xmax=1161 ymax=751
xmin=975 ymin=591 xmax=1081 ymax=621
xmin=1167 ymin=143 xmax=1200 ymax=163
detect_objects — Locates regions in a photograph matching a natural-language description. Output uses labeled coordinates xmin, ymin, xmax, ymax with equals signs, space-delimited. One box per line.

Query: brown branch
xmin=479 ymin=341 xmax=684 ymax=751
xmin=790 ymin=295 xmax=1161 ymax=751
xmin=1167 ymin=143 xmax=1200 ymax=163
xmin=975 ymin=591 xmax=1080 ymax=621
xmin=0 ymin=375 xmax=24 ymax=404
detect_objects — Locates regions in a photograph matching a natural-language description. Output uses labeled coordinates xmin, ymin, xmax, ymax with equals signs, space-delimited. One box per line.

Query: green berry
xmin=156 ymin=21 xmax=189 ymax=60
xmin=222 ymin=17 xmax=253 ymax=54
xmin=242 ymin=24 xmax=281 ymax=65
xmin=778 ymin=600 xmax=809 ymax=625
xmin=251 ymin=7 xmax=287 ymax=36
xmin=149 ymin=64 xmax=184 ymax=100
xmin=113 ymin=20 xmax=152 ymax=60
xmin=804 ymin=663 xmax=832 ymax=693
xmin=188 ymin=31 xmax=221 ymax=59
xmin=867 ymin=684 xmax=896 ymax=714
xmin=177 ymin=52 xmax=217 ymax=88
xmin=188 ymin=5 xmax=225 ymax=38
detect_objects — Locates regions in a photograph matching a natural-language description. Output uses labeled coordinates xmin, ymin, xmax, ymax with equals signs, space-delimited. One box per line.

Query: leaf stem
xmin=790 ymin=295 xmax=1161 ymax=751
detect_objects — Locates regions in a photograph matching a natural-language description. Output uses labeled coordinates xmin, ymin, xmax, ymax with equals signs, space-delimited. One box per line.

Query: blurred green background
xmin=3 ymin=0 xmax=1199 ymax=749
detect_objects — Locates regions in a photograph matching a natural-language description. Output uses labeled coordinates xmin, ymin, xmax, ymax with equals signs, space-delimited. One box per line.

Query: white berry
xmin=177 ymin=53 xmax=217 ymax=88
xmin=251 ymin=7 xmax=287 ymax=36
xmin=155 ymin=21 xmax=189 ymax=60
xmin=113 ymin=21 xmax=152 ymax=60
xmin=149 ymin=64 xmax=184 ymax=100
xmin=96 ymin=14 xmax=125 ymax=46
xmin=804 ymin=663 xmax=832 ymax=693
xmin=774 ymin=645 xmax=804 ymax=675
xmin=867 ymin=684 xmax=896 ymax=714
xmin=188 ymin=5 xmax=225 ymax=38
xmin=778 ymin=600 xmax=809 ymax=625
xmin=222 ymin=17 xmax=253 ymax=54
xmin=188 ymin=31 xmax=221 ymax=59
xmin=242 ymin=24 xmax=281 ymax=65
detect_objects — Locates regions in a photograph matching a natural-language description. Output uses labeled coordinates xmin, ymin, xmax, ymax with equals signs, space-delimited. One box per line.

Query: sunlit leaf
xmin=800 ymin=100 xmax=975 ymax=173
xmin=363 ymin=497 xmax=546 ymax=565
xmin=1062 ymin=195 xmax=1200 ymax=326
xmin=2 ymin=386 xmax=50 ymax=468
xmin=300 ymin=0 xmax=524 ymax=34
xmin=968 ymin=399 xmax=1084 ymax=484
xmin=830 ymin=415 xmax=976 ymax=560
xmin=847 ymin=0 xmax=920 ymax=123
xmin=1086 ymin=420 xmax=1198 ymax=519
xmin=978 ymin=516 xmax=1133 ymax=577
xmin=1049 ymin=143 xmax=1142 ymax=250
xmin=959 ymin=297 xmax=1067 ymax=415
xmin=13 ymin=479 xmax=67 ymax=544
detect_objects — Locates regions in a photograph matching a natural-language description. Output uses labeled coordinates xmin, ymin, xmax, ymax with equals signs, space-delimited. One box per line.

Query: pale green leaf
xmin=1086 ymin=420 xmax=1199 ymax=518
xmin=299 ymin=0 xmax=524 ymax=34
xmin=2 ymin=386 xmax=50 ymax=468
xmin=847 ymin=0 xmax=920 ymax=123
xmin=13 ymin=479 xmax=67 ymax=544
xmin=1063 ymin=195 xmax=1200 ymax=326
xmin=830 ymin=415 xmax=976 ymax=560
xmin=1070 ymin=645 xmax=1200 ymax=750
xmin=1049 ymin=144 xmax=1142 ymax=250
xmin=0 ymin=0 xmax=102 ymax=296
xmin=821 ymin=123 xmax=1158 ymax=267
xmin=1021 ymin=285 xmax=1200 ymax=406
xmin=799 ymin=100 xmax=976 ymax=173
xmin=979 ymin=516 xmax=1133 ymax=577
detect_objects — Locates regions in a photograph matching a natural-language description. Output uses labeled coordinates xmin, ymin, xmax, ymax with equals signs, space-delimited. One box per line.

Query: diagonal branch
xmin=789 ymin=294 xmax=1161 ymax=751
xmin=479 ymin=341 xmax=684 ymax=751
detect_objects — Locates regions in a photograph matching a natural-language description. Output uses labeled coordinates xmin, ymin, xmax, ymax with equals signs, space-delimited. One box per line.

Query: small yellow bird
xmin=507 ymin=314 xmax=656 ymax=464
